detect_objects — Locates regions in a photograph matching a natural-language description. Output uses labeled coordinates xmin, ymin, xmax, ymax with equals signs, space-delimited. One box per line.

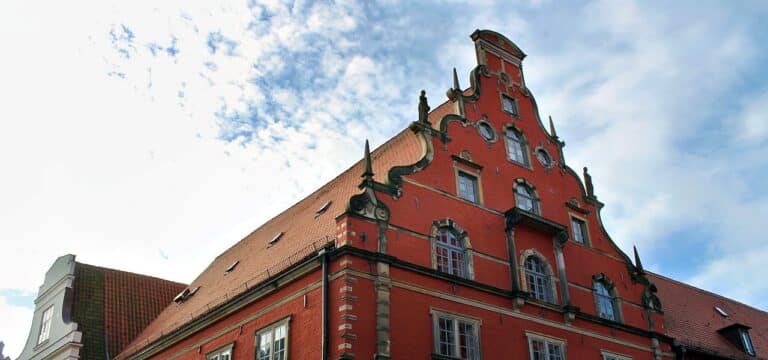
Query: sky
xmin=1 ymin=0 xmax=767 ymax=357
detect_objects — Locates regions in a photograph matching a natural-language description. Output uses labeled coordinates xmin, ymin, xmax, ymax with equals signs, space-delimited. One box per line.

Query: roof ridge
xmin=76 ymin=261 xmax=187 ymax=287
xmin=649 ymin=271 xmax=768 ymax=313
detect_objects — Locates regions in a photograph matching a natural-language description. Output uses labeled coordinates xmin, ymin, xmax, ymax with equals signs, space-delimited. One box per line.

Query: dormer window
xmin=741 ymin=328 xmax=756 ymax=356
xmin=719 ymin=324 xmax=756 ymax=356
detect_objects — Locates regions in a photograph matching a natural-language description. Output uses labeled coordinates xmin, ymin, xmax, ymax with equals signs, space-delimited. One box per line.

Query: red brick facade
xmin=112 ymin=30 xmax=765 ymax=360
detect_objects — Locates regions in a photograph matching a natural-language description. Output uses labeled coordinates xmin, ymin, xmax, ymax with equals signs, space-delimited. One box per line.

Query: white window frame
xmin=515 ymin=183 xmax=539 ymax=214
xmin=37 ymin=305 xmax=54 ymax=344
xmin=524 ymin=256 xmax=554 ymax=303
xmin=570 ymin=216 xmax=589 ymax=245
xmin=435 ymin=227 xmax=467 ymax=278
xmin=502 ymin=94 xmax=518 ymax=116
xmin=205 ymin=343 xmax=233 ymax=360
xmin=505 ymin=127 xmax=528 ymax=166
xmin=595 ymin=281 xmax=617 ymax=321
xmin=601 ymin=350 xmax=632 ymax=360
xmin=739 ymin=328 xmax=756 ymax=356
xmin=431 ymin=309 xmax=481 ymax=359
xmin=526 ymin=333 xmax=565 ymax=360
xmin=255 ymin=317 xmax=290 ymax=360
xmin=457 ymin=171 xmax=480 ymax=203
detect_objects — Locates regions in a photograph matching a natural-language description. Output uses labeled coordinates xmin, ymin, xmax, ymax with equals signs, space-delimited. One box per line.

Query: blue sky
xmin=1 ymin=0 xmax=767 ymax=356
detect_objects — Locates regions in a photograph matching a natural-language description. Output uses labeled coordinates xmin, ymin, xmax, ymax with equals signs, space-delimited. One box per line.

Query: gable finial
xmin=583 ymin=167 xmax=595 ymax=198
xmin=452 ymin=67 xmax=461 ymax=91
xmin=548 ymin=115 xmax=558 ymax=138
xmin=362 ymin=139 xmax=374 ymax=180
xmin=418 ymin=90 xmax=430 ymax=124
xmin=633 ymin=245 xmax=645 ymax=274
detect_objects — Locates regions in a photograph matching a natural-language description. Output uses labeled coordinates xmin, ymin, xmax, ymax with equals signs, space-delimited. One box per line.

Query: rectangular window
xmin=37 ymin=306 xmax=53 ymax=344
xmin=502 ymin=95 xmax=518 ymax=116
xmin=740 ymin=328 xmax=756 ymax=356
xmin=527 ymin=334 xmax=564 ymax=360
xmin=256 ymin=319 xmax=289 ymax=360
xmin=601 ymin=351 xmax=632 ymax=360
xmin=205 ymin=344 xmax=233 ymax=360
xmin=570 ymin=217 xmax=588 ymax=244
xmin=433 ymin=311 xmax=480 ymax=359
xmin=457 ymin=171 xmax=479 ymax=203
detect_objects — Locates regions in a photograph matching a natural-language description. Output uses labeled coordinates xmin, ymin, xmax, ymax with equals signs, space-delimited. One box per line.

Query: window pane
xmin=458 ymin=321 xmax=477 ymax=360
xmin=458 ymin=173 xmax=478 ymax=203
xmin=531 ymin=339 xmax=545 ymax=360
xmin=572 ymin=219 xmax=584 ymax=243
xmin=438 ymin=317 xmax=455 ymax=356
xmin=451 ymin=250 xmax=464 ymax=277
xmin=436 ymin=246 xmax=450 ymax=273
xmin=258 ymin=332 xmax=272 ymax=360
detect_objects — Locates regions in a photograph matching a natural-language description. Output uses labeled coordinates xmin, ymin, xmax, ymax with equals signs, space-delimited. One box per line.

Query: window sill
xmin=506 ymin=158 xmax=532 ymax=171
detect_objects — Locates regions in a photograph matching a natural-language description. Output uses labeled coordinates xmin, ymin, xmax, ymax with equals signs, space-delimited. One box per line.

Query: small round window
xmin=536 ymin=148 xmax=552 ymax=167
xmin=477 ymin=122 xmax=496 ymax=142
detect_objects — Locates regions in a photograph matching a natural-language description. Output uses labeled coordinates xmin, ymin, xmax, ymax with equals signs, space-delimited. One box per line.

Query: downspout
xmin=319 ymin=248 xmax=329 ymax=360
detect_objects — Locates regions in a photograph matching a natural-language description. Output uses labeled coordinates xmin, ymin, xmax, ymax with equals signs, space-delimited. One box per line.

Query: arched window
xmin=505 ymin=127 xmax=528 ymax=165
xmin=515 ymin=183 xmax=539 ymax=214
xmin=435 ymin=227 xmax=468 ymax=278
xmin=524 ymin=256 xmax=554 ymax=303
xmin=595 ymin=281 xmax=619 ymax=321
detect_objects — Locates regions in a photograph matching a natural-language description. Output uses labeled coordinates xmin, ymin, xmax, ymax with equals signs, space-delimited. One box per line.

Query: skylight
xmin=173 ymin=288 xmax=190 ymax=303
xmin=315 ymin=200 xmax=332 ymax=217
xmin=268 ymin=231 xmax=284 ymax=246
xmin=225 ymin=260 xmax=240 ymax=273
xmin=714 ymin=306 xmax=729 ymax=317
xmin=173 ymin=286 xmax=201 ymax=303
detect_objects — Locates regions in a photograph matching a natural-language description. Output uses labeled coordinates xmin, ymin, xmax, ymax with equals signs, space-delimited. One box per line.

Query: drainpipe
xmin=319 ymin=248 xmax=329 ymax=360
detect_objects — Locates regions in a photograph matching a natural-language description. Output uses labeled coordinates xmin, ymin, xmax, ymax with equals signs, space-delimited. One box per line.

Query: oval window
xmin=478 ymin=122 xmax=495 ymax=141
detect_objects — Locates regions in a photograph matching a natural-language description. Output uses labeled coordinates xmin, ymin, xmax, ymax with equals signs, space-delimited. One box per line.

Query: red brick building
xmin=20 ymin=30 xmax=766 ymax=360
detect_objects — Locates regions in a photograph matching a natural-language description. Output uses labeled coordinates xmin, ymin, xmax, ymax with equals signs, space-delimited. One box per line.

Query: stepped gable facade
xmin=19 ymin=30 xmax=765 ymax=360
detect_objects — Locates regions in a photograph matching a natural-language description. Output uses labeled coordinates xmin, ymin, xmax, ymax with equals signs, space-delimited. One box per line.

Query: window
xmin=601 ymin=351 xmax=632 ymax=360
xmin=477 ymin=122 xmax=496 ymax=142
xmin=535 ymin=148 xmax=552 ymax=167
xmin=432 ymin=311 xmax=480 ymax=359
xmin=740 ymin=328 xmax=756 ymax=356
xmin=527 ymin=335 xmax=564 ymax=360
xmin=595 ymin=281 xmax=618 ymax=321
xmin=206 ymin=344 xmax=233 ymax=360
xmin=502 ymin=95 xmax=518 ymax=116
xmin=435 ymin=227 xmax=467 ymax=278
xmin=37 ymin=306 xmax=53 ymax=344
xmin=505 ymin=128 xmax=528 ymax=165
xmin=256 ymin=319 xmax=289 ymax=360
xmin=570 ymin=217 xmax=588 ymax=244
xmin=515 ymin=183 xmax=539 ymax=214
xmin=524 ymin=256 xmax=554 ymax=303
xmin=457 ymin=171 xmax=479 ymax=203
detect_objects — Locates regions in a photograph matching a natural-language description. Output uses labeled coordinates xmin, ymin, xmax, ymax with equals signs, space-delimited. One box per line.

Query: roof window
xmin=718 ymin=324 xmax=757 ymax=356
xmin=268 ymin=231 xmax=284 ymax=246
xmin=714 ymin=306 xmax=729 ymax=317
xmin=173 ymin=286 xmax=201 ymax=304
xmin=225 ymin=260 xmax=240 ymax=273
xmin=315 ymin=201 xmax=332 ymax=218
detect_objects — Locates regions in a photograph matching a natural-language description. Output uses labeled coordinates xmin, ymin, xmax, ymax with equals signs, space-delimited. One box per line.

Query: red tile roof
xmin=71 ymin=262 xmax=186 ymax=359
xmin=102 ymin=267 xmax=187 ymax=357
xmin=650 ymin=273 xmax=768 ymax=359
xmin=117 ymin=99 xmax=456 ymax=358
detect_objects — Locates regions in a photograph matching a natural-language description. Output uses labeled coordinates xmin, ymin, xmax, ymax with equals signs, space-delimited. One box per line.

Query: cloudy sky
xmin=1 ymin=0 xmax=767 ymax=356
